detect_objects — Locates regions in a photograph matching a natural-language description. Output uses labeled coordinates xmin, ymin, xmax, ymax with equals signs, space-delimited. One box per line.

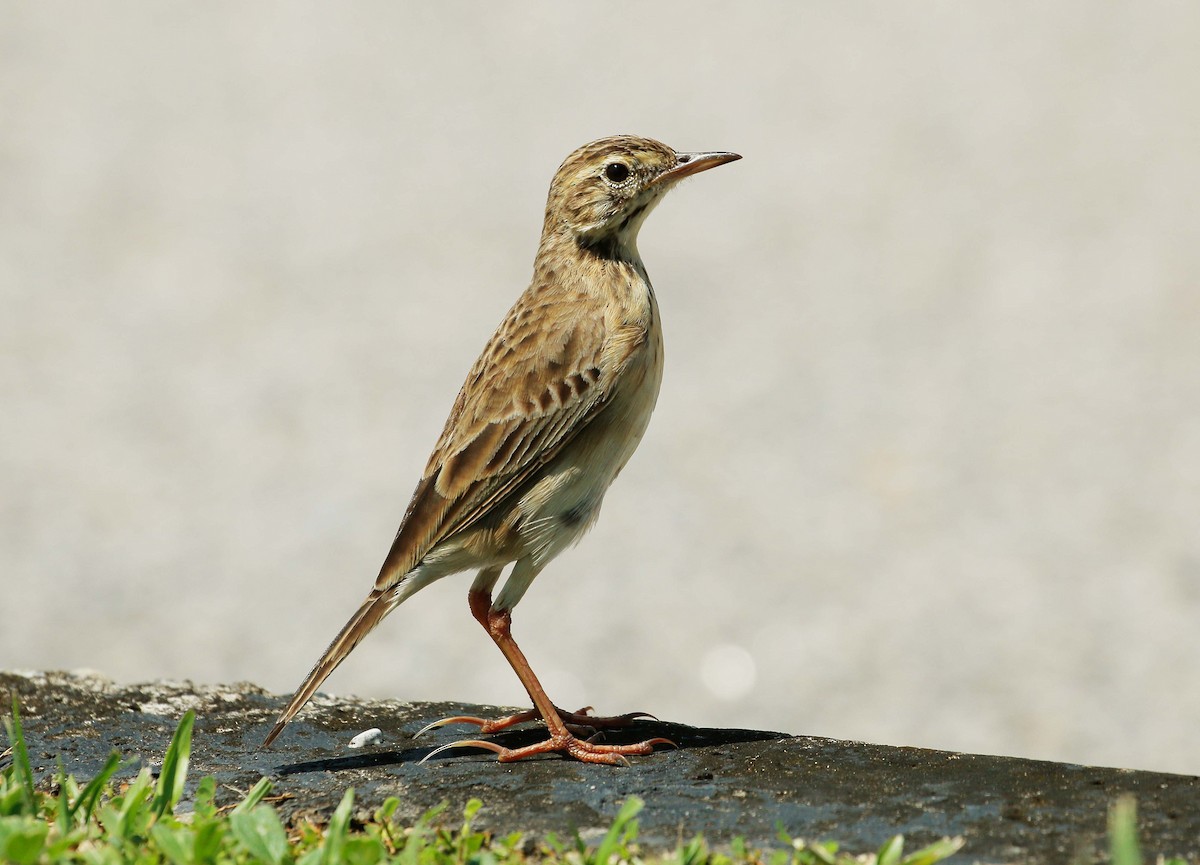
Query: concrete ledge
xmin=3 ymin=670 xmax=1198 ymax=864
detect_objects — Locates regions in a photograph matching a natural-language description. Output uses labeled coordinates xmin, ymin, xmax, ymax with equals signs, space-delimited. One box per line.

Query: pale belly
xmin=515 ymin=317 xmax=664 ymax=562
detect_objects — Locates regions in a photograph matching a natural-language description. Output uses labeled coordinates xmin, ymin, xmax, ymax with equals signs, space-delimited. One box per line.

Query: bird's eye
xmin=604 ymin=162 xmax=631 ymax=184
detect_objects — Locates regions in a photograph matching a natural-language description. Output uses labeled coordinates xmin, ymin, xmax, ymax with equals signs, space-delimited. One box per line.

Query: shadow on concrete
xmin=271 ymin=720 xmax=788 ymax=776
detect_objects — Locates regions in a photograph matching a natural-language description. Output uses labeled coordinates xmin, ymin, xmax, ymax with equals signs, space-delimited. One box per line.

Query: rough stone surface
xmin=4 ymin=671 xmax=1199 ymax=864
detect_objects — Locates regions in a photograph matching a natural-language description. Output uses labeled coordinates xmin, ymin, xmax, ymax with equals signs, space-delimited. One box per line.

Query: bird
xmin=263 ymin=135 xmax=741 ymax=764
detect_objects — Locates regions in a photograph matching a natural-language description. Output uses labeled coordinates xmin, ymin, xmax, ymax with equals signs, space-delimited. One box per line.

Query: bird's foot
xmin=419 ymin=730 xmax=675 ymax=766
xmin=414 ymin=705 xmax=655 ymax=738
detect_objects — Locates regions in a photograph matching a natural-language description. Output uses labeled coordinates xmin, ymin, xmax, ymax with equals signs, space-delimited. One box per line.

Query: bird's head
xmin=542 ymin=135 xmax=740 ymax=259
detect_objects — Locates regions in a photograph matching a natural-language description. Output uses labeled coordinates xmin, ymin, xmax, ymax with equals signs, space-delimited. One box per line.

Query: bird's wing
xmin=374 ymin=287 xmax=636 ymax=591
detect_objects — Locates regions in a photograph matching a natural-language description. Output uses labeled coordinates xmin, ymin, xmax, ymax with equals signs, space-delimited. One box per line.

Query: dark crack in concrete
xmin=3 ymin=671 xmax=1198 ymax=864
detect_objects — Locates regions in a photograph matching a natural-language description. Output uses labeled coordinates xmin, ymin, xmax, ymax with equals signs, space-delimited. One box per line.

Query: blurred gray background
xmin=4 ymin=2 xmax=1199 ymax=774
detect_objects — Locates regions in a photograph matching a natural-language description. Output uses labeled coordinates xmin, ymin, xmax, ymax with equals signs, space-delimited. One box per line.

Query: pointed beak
xmin=654 ymin=150 xmax=742 ymax=186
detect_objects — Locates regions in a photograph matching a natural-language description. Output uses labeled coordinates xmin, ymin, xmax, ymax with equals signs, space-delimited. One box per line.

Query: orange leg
xmin=420 ymin=589 xmax=673 ymax=765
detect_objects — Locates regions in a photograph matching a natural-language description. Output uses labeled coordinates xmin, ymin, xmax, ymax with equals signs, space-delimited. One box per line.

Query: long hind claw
xmin=419 ymin=739 xmax=500 ymax=764
xmin=413 ymin=709 xmax=540 ymax=739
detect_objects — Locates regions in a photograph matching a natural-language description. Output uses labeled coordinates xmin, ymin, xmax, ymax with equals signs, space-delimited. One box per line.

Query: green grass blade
xmin=591 ymin=795 xmax=642 ymax=865
xmin=1109 ymin=796 xmax=1144 ymax=865
xmin=194 ymin=819 xmax=226 ymax=862
xmin=0 ymin=816 xmax=49 ymax=865
xmin=454 ymin=798 xmax=486 ymax=862
xmin=900 ymin=836 xmax=965 ymax=865
xmin=231 ymin=804 xmax=289 ymax=865
xmin=876 ymin=834 xmax=904 ymax=865
xmin=54 ymin=760 xmax=71 ymax=833
xmin=151 ymin=821 xmax=196 ymax=865
xmin=110 ymin=768 xmax=156 ymax=840
xmin=193 ymin=775 xmax=218 ymax=821
xmin=321 ymin=787 xmax=355 ymax=865
xmin=3 ymin=698 xmax=37 ymax=817
xmin=398 ymin=801 xmax=445 ymax=865
xmin=69 ymin=751 xmax=124 ymax=823
xmin=153 ymin=710 xmax=195 ymax=818
xmin=805 ymin=840 xmax=838 ymax=865
xmin=231 ymin=777 xmax=274 ymax=815
xmin=678 ymin=835 xmax=707 ymax=865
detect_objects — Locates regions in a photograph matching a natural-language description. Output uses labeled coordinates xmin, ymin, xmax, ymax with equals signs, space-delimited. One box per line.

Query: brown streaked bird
xmin=263 ymin=135 xmax=740 ymax=764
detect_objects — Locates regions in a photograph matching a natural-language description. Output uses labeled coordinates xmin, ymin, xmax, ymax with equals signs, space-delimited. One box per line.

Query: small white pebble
xmin=348 ymin=728 xmax=383 ymax=749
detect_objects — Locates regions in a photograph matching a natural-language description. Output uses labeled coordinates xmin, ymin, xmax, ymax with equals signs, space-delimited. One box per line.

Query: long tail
xmin=262 ymin=588 xmax=395 ymax=747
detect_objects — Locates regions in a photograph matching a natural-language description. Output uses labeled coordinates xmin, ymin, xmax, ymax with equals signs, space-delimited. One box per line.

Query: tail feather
xmin=263 ymin=589 xmax=394 ymax=747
